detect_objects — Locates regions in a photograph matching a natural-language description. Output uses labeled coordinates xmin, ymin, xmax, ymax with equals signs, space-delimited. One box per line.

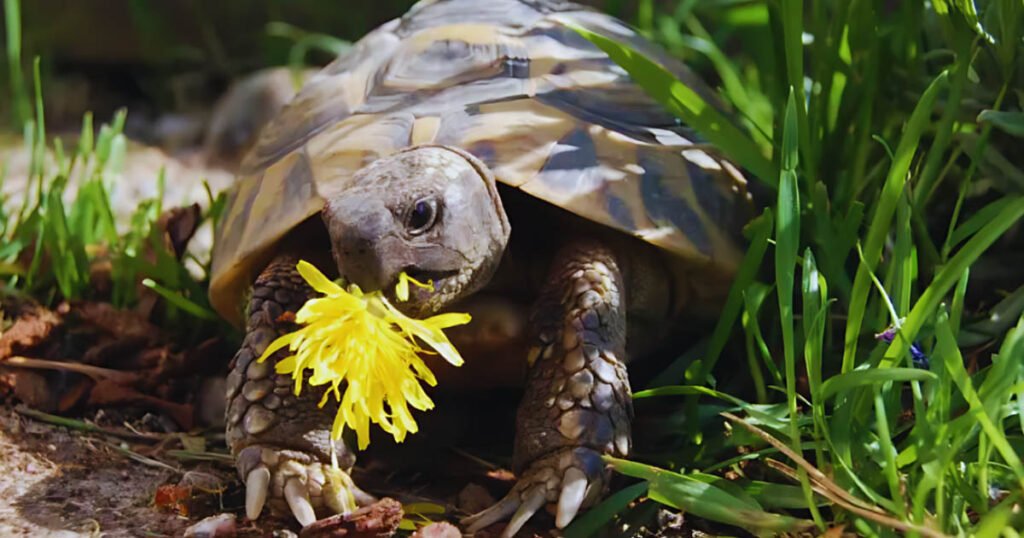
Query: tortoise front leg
xmin=225 ymin=255 xmax=372 ymax=526
xmin=464 ymin=240 xmax=632 ymax=536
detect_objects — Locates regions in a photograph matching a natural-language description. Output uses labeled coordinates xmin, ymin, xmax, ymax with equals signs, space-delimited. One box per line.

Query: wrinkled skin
xmin=227 ymin=145 xmax=677 ymax=535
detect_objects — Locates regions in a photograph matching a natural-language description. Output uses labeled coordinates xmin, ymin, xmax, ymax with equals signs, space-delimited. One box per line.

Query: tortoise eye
xmin=406 ymin=198 xmax=438 ymax=234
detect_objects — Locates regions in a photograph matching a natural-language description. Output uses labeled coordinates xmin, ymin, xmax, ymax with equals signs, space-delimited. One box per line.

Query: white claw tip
xmin=556 ymin=467 xmax=588 ymax=528
xmin=503 ymin=488 xmax=547 ymax=538
xmin=245 ymin=466 xmax=271 ymax=521
xmin=285 ymin=477 xmax=317 ymax=527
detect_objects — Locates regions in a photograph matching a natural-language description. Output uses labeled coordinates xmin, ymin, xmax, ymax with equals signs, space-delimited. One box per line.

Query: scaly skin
xmin=463 ymin=240 xmax=632 ymax=536
xmin=226 ymin=148 xmax=655 ymax=534
xmin=225 ymin=254 xmax=368 ymax=525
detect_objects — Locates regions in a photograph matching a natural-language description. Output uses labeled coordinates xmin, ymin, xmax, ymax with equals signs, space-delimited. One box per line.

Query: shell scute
xmin=210 ymin=0 xmax=753 ymax=324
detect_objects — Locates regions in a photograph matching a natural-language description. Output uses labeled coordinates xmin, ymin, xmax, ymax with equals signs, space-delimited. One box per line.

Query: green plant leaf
xmin=606 ymin=457 xmax=815 ymax=535
xmin=568 ymin=23 xmax=775 ymax=184
xmin=978 ymin=110 xmax=1024 ymax=138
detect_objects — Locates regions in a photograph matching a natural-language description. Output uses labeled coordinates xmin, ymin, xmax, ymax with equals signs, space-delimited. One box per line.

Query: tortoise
xmin=210 ymin=0 xmax=752 ymax=534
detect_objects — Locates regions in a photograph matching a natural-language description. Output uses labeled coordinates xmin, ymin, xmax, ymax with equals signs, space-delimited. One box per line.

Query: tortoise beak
xmin=324 ymin=197 xmax=413 ymax=293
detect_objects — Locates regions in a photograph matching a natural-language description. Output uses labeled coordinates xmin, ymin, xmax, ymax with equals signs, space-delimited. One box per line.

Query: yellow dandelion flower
xmin=256 ymin=260 xmax=470 ymax=451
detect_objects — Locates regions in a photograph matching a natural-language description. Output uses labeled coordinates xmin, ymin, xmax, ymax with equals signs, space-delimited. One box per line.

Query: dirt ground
xmin=0 ymin=404 xmax=197 ymax=537
xmin=0 ymin=391 xmax=545 ymax=538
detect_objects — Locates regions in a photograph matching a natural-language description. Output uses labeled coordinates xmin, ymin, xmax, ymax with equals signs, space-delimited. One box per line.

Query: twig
xmin=766 ymin=459 xmax=948 ymax=538
xmin=99 ymin=439 xmax=181 ymax=473
xmin=3 ymin=356 xmax=140 ymax=384
xmin=721 ymin=411 xmax=882 ymax=514
xmin=721 ymin=412 xmax=949 ymax=538
xmin=14 ymin=405 xmax=164 ymax=441
xmin=449 ymin=447 xmax=502 ymax=471
xmin=164 ymin=449 xmax=234 ymax=464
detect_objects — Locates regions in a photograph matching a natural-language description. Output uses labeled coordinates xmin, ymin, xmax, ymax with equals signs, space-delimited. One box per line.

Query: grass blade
xmin=606 ymin=456 xmax=815 ymax=534
xmin=819 ymin=368 xmax=937 ymax=401
xmin=883 ymin=196 xmax=1024 ymax=365
xmin=569 ymin=24 xmax=775 ymax=183
xmin=841 ymin=71 xmax=948 ymax=373
xmin=934 ymin=313 xmax=1024 ymax=488
xmin=562 ymin=482 xmax=647 ymax=538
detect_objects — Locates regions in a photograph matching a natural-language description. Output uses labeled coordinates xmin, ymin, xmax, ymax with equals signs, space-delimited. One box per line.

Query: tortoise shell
xmin=209 ymin=0 xmax=752 ymax=324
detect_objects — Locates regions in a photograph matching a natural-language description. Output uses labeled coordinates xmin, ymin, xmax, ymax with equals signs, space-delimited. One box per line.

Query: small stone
xmin=457 ymin=483 xmax=495 ymax=514
xmin=243 ymin=405 xmax=275 ymax=435
xmin=183 ymin=513 xmax=236 ymax=537
xmin=411 ymin=522 xmax=461 ymax=538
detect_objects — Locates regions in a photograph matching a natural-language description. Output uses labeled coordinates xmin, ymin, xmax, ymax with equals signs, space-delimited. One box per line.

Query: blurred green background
xmin=6 ymin=0 xmax=657 ymax=130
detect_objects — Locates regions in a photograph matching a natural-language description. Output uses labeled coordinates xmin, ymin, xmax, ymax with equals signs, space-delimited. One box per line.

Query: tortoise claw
xmin=504 ymin=487 xmax=546 ymax=538
xmin=462 ymin=495 xmax=520 ymax=533
xmin=285 ymin=477 xmax=317 ymax=527
xmin=555 ymin=466 xmax=588 ymax=529
xmin=245 ymin=465 xmax=271 ymax=520
xmin=461 ymin=447 xmax=605 ymax=535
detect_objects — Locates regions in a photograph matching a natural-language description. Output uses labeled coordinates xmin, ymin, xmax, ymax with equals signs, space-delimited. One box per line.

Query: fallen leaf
xmin=0 ymin=304 xmax=61 ymax=360
xmin=159 ymin=203 xmax=202 ymax=259
xmin=154 ymin=484 xmax=192 ymax=516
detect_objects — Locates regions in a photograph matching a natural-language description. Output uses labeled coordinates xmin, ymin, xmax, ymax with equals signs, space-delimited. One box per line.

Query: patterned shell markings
xmin=209 ymin=0 xmax=752 ymax=324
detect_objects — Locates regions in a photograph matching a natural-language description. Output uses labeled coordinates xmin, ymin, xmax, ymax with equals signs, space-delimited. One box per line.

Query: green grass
xmin=1 ymin=0 xmax=227 ymax=341
xmin=572 ymin=0 xmax=1024 ymax=535
xmin=3 ymin=0 xmax=1024 ymax=534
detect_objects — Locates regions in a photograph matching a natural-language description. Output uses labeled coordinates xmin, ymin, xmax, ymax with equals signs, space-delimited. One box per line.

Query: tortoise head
xmin=321 ymin=145 xmax=511 ymax=315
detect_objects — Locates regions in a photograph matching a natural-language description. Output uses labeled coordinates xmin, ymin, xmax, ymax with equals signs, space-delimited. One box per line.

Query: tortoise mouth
xmin=402 ymin=268 xmax=460 ymax=292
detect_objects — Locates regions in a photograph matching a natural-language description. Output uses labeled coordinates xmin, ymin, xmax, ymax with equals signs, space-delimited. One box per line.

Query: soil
xmin=0 ymin=391 xmax=545 ymax=538
xmin=0 ymin=405 xmax=194 ymax=537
